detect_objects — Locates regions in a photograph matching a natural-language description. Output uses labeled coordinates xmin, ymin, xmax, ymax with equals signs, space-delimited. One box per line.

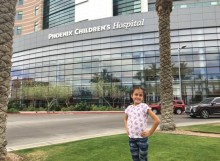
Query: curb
xmin=9 ymin=111 xmax=125 ymax=115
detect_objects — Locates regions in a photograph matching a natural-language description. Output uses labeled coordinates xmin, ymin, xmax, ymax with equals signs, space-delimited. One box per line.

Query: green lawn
xmin=178 ymin=123 xmax=220 ymax=133
xmin=14 ymin=132 xmax=219 ymax=161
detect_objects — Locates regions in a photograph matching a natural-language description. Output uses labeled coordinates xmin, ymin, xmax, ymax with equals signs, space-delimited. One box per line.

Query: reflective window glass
xmin=193 ymin=54 xmax=206 ymax=61
xmin=35 ymin=6 xmax=39 ymax=16
xmin=92 ymin=62 xmax=99 ymax=68
xmin=111 ymin=66 xmax=121 ymax=72
xmin=74 ymin=64 xmax=82 ymax=69
xmin=17 ymin=0 xmax=23 ymax=5
xmin=65 ymin=64 xmax=73 ymax=70
xmin=206 ymin=54 xmax=219 ymax=60
xmin=122 ymin=59 xmax=132 ymax=65
xmin=205 ymin=41 xmax=218 ymax=46
xmin=144 ymin=57 xmax=155 ymax=63
xmin=111 ymin=54 xmax=121 ymax=60
xmin=34 ymin=22 xmax=38 ymax=32
xmin=14 ymin=26 xmax=22 ymax=35
xmin=16 ymin=11 xmax=23 ymax=20
xmin=193 ymin=68 xmax=206 ymax=74
xmin=73 ymin=58 xmax=82 ymax=63
xmin=193 ymin=61 xmax=206 ymax=67
xmin=192 ymin=35 xmax=204 ymax=41
xmin=207 ymin=67 xmax=220 ymax=74
xmin=206 ymin=60 xmax=219 ymax=67
xmin=206 ymin=47 xmax=219 ymax=53
xmin=122 ymin=64 xmax=132 ymax=70
xmin=112 ymin=60 xmax=121 ymax=66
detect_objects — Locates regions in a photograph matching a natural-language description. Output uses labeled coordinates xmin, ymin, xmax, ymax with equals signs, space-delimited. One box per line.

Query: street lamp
xmin=177 ymin=45 xmax=186 ymax=100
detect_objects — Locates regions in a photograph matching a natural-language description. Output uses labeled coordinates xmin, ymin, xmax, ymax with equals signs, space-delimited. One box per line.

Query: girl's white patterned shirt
xmin=125 ymin=103 xmax=150 ymax=138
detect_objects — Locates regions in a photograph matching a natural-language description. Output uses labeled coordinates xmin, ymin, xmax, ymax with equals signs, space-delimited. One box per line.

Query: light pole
xmin=177 ymin=45 xmax=186 ymax=100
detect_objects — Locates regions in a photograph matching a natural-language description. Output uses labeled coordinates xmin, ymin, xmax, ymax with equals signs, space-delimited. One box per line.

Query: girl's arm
xmin=124 ymin=114 xmax=129 ymax=135
xmin=141 ymin=109 xmax=160 ymax=137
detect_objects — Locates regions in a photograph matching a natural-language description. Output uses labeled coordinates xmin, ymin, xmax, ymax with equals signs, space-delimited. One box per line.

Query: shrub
xmin=53 ymin=106 xmax=61 ymax=111
xmin=22 ymin=106 xmax=35 ymax=111
xmin=7 ymin=108 xmax=20 ymax=113
xmin=91 ymin=105 xmax=120 ymax=111
xmin=37 ymin=107 xmax=46 ymax=111
xmin=73 ymin=102 xmax=91 ymax=111
xmin=8 ymin=100 xmax=21 ymax=110
xmin=61 ymin=107 xmax=69 ymax=111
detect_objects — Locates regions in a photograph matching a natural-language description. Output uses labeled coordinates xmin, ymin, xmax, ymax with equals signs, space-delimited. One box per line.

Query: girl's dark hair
xmin=131 ymin=86 xmax=145 ymax=95
xmin=130 ymin=86 xmax=146 ymax=103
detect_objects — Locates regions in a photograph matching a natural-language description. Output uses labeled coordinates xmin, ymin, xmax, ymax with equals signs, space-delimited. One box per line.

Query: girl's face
xmin=131 ymin=89 xmax=144 ymax=105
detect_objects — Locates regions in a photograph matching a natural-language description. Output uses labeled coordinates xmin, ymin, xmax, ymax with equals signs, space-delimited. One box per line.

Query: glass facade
xmin=113 ymin=0 xmax=141 ymax=16
xmin=11 ymin=26 xmax=220 ymax=107
xmin=148 ymin=0 xmax=220 ymax=11
xmin=43 ymin=0 xmax=75 ymax=29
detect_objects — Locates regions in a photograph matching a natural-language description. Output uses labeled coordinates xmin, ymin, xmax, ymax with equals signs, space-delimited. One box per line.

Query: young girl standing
xmin=124 ymin=86 xmax=160 ymax=161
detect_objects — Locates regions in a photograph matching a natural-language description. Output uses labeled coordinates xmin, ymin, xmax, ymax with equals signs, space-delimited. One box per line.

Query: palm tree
xmin=134 ymin=63 xmax=159 ymax=82
xmin=133 ymin=63 xmax=159 ymax=103
xmin=90 ymin=69 xmax=120 ymax=83
xmin=0 ymin=0 xmax=17 ymax=160
xmin=156 ymin=0 xmax=176 ymax=131
xmin=91 ymin=69 xmax=120 ymax=106
xmin=172 ymin=62 xmax=193 ymax=79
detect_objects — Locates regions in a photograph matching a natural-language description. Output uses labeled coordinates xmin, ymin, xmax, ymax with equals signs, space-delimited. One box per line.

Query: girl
xmin=124 ymin=86 xmax=160 ymax=161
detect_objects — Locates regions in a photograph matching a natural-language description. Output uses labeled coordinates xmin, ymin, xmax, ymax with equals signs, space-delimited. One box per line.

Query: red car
xmin=149 ymin=100 xmax=185 ymax=115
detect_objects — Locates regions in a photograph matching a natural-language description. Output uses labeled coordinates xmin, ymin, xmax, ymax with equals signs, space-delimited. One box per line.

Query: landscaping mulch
xmin=6 ymin=153 xmax=25 ymax=161
xmin=158 ymin=129 xmax=220 ymax=138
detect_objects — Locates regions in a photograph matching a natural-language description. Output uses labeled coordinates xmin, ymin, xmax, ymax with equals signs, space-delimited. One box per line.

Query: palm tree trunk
xmin=0 ymin=0 xmax=17 ymax=160
xmin=156 ymin=0 xmax=176 ymax=131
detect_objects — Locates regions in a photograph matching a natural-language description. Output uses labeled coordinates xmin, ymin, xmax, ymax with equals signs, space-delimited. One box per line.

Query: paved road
xmin=6 ymin=112 xmax=220 ymax=151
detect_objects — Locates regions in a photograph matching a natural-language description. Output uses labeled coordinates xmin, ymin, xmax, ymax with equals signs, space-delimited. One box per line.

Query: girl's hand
xmin=140 ymin=130 xmax=151 ymax=137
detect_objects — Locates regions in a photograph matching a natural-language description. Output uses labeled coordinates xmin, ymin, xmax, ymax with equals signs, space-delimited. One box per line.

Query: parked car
xmin=149 ymin=100 xmax=185 ymax=115
xmin=185 ymin=97 xmax=220 ymax=119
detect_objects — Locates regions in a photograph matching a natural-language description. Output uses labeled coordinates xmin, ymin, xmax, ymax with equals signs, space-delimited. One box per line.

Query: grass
xmin=178 ymin=123 xmax=220 ymax=133
xmin=14 ymin=127 xmax=220 ymax=161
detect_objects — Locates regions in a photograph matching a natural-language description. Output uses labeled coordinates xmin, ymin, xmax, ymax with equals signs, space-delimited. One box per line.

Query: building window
xmin=180 ymin=4 xmax=187 ymax=8
xmin=17 ymin=0 xmax=23 ymax=6
xmin=16 ymin=11 xmax=23 ymax=20
xmin=113 ymin=0 xmax=141 ymax=16
xmin=35 ymin=6 xmax=39 ymax=16
xmin=34 ymin=22 xmax=38 ymax=32
xmin=211 ymin=2 xmax=218 ymax=6
xmin=14 ymin=26 xmax=22 ymax=35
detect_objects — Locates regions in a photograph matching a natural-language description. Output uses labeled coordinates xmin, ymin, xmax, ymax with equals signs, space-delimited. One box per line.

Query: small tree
xmin=91 ymin=79 xmax=111 ymax=106
xmin=109 ymin=83 xmax=124 ymax=107
xmin=22 ymin=84 xmax=73 ymax=111
xmin=55 ymin=85 xmax=72 ymax=108
xmin=22 ymin=82 xmax=43 ymax=109
xmin=42 ymin=85 xmax=73 ymax=112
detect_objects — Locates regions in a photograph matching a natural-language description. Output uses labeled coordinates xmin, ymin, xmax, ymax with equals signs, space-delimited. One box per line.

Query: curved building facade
xmin=12 ymin=4 xmax=220 ymax=107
